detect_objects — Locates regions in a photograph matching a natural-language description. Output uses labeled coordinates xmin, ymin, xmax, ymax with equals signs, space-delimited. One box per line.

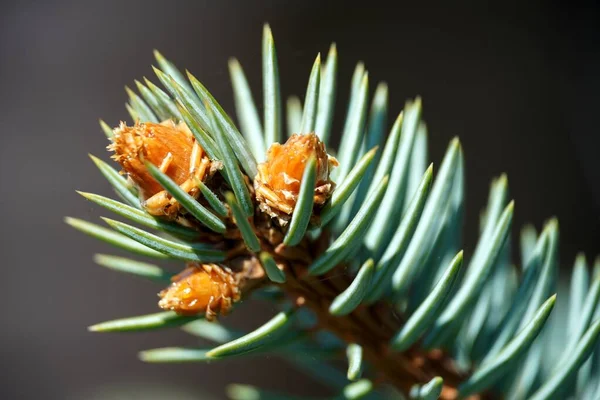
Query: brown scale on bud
xmin=254 ymin=133 xmax=338 ymax=225
xmin=108 ymin=119 xmax=218 ymax=219
xmin=158 ymin=263 xmax=241 ymax=321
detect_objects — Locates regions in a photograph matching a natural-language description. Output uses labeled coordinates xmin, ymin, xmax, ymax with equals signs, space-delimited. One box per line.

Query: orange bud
xmin=108 ymin=120 xmax=217 ymax=218
xmin=108 ymin=120 xmax=196 ymax=199
xmin=158 ymin=264 xmax=240 ymax=320
xmin=254 ymin=133 xmax=338 ymax=224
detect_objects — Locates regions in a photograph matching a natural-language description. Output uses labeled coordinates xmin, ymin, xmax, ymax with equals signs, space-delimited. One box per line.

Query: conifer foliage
xmin=68 ymin=25 xmax=600 ymax=400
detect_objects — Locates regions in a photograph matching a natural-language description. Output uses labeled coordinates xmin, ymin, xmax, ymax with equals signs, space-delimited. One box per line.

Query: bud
xmin=158 ymin=263 xmax=240 ymax=321
xmin=108 ymin=120 xmax=215 ymax=217
xmin=254 ymin=133 xmax=338 ymax=225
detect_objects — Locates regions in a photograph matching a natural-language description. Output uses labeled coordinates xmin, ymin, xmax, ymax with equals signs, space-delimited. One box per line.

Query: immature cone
xmin=158 ymin=263 xmax=241 ymax=321
xmin=108 ymin=119 xmax=216 ymax=218
xmin=254 ymin=133 xmax=338 ymax=225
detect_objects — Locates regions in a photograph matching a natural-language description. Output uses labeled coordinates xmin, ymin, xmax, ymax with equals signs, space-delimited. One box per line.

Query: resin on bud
xmin=108 ymin=119 xmax=218 ymax=218
xmin=254 ymin=133 xmax=338 ymax=225
xmin=158 ymin=263 xmax=241 ymax=321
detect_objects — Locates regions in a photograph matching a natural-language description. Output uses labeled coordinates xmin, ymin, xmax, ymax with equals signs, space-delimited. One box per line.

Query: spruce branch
xmin=67 ymin=23 xmax=600 ymax=400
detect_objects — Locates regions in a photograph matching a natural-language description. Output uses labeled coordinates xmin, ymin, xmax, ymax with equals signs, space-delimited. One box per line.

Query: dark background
xmin=1 ymin=1 xmax=599 ymax=399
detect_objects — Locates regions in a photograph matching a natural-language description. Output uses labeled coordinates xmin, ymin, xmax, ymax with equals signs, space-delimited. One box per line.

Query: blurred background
xmin=1 ymin=0 xmax=599 ymax=399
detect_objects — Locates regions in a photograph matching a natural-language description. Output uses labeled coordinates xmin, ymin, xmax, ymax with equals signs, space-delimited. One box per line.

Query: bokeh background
xmin=1 ymin=1 xmax=599 ymax=399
